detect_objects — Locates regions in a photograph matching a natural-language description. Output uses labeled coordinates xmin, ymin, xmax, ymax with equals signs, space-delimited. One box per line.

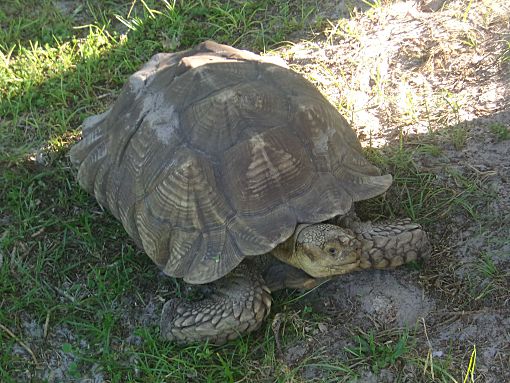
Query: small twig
xmin=43 ymin=311 xmax=51 ymax=339
xmin=30 ymin=227 xmax=46 ymax=238
xmin=44 ymin=280 xmax=76 ymax=303
xmin=0 ymin=323 xmax=38 ymax=365
xmin=436 ymin=308 xmax=510 ymax=318
xmin=421 ymin=318 xmax=434 ymax=380
xmin=271 ymin=313 xmax=284 ymax=359
xmin=96 ymin=92 xmax=115 ymax=100
xmin=53 ymin=286 xmax=76 ymax=303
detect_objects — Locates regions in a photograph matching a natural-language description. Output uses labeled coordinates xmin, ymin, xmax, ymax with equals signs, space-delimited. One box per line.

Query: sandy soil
xmin=272 ymin=0 xmax=510 ymax=381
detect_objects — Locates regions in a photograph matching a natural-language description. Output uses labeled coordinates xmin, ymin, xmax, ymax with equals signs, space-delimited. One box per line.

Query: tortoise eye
xmin=328 ymin=247 xmax=337 ymax=255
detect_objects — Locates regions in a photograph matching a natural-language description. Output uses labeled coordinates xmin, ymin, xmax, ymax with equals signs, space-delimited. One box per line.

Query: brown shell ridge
xmin=110 ymin=105 xmax=183 ymax=246
xmin=132 ymin=148 xmax=249 ymax=283
xmin=102 ymin=112 xmax=149 ymax=223
xmin=73 ymin=138 xmax=106 ymax=196
xmin=92 ymin=156 xmax=114 ymax=209
xmin=332 ymin=164 xmax=393 ymax=202
xmin=69 ymin=112 xmax=110 ymax=190
xmin=182 ymin=229 xmax=244 ymax=284
xmin=225 ymin=208 xmax=297 ymax=266
xmin=178 ymin=79 xmax=245 ymax=112
xmin=114 ymin=109 xmax=148 ymax=165
xmin=138 ymin=196 xmax=244 ymax=285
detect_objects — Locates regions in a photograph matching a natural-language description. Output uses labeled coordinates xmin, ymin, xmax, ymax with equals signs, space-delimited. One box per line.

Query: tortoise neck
xmin=270 ymin=224 xmax=311 ymax=269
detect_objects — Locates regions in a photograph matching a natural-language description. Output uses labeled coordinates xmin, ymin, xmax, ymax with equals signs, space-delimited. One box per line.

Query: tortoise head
xmin=290 ymin=224 xmax=361 ymax=278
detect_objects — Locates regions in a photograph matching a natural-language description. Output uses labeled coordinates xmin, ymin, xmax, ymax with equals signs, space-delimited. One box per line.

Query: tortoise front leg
xmin=352 ymin=219 xmax=430 ymax=269
xmin=160 ymin=263 xmax=272 ymax=345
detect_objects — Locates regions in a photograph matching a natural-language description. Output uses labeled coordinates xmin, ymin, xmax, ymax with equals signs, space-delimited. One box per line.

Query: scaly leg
xmin=351 ymin=219 xmax=430 ymax=269
xmin=160 ymin=263 xmax=272 ymax=344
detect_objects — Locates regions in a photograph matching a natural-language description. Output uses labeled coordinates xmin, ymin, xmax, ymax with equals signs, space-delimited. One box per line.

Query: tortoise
xmin=70 ymin=41 xmax=430 ymax=344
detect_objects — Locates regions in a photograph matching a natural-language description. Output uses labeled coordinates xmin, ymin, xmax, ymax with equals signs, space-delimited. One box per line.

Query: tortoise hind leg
xmin=160 ymin=263 xmax=272 ymax=345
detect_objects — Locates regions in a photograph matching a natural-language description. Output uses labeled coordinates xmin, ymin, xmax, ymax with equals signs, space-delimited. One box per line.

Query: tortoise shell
xmin=69 ymin=41 xmax=392 ymax=284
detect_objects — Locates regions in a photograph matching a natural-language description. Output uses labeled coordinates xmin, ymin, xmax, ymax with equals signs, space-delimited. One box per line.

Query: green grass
xmin=361 ymin=143 xmax=490 ymax=224
xmin=0 ymin=0 xmax=504 ymax=382
xmin=489 ymin=122 xmax=510 ymax=141
xmin=466 ymin=251 xmax=510 ymax=302
xmin=345 ymin=330 xmax=411 ymax=374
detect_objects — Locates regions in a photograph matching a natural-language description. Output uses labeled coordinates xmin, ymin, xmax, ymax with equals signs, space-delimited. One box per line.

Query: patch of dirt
xmin=313 ymin=270 xmax=434 ymax=328
xmin=13 ymin=316 xmax=105 ymax=383
xmin=279 ymin=0 xmax=510 ymax=146
xmin=423 ymin=112 xmax=510 ymax=269
xmin=429 ymin=312 xmax=510 ymax=381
